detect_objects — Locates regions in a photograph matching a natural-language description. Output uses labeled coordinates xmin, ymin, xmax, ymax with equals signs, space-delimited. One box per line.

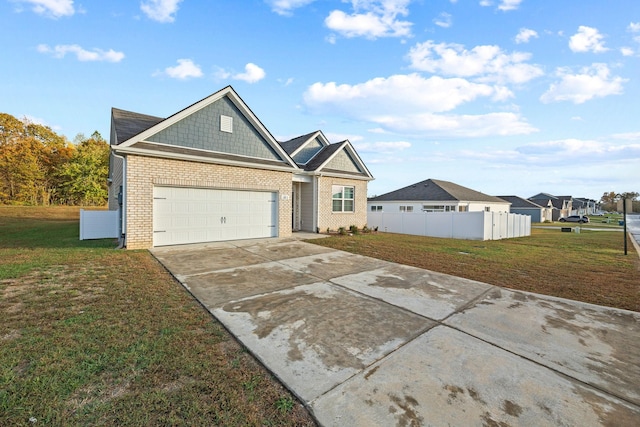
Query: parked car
xmin=559 ymin=215 xmax=589 ymax=223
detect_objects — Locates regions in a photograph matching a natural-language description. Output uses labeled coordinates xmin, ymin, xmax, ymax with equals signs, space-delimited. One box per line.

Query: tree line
xmin=0 ymin=113 xmax=110 ymax=206
xmin=600 ymin=191 xmax=640 ymax=213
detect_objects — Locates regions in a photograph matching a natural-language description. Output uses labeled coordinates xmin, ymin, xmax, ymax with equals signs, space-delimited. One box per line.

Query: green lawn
xmin=0 ymin=206 xmax=316 ymax=426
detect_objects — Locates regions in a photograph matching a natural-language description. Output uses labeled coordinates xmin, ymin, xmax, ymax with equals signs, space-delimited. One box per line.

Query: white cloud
xmin=13 ymin=0 xmax=74 ymax=18
xmin=325 ymin=0 xmax=412 ymax=39
xmin=457 ymin=139 xmax=640 ymax=167
xmin=374 ymin=112 xmax=536 ymax=137
xmin=303 ymin=73 xmax=536 ymax=137
xmin=612 ymin=131 xmax=640 ymax=141
xmin=37 ymin=44 xmax=125 ymax=62
xmin=304 ymin=73 xmax=497 ymax=115
xmin=157 ymin=59 xmax=203 ymax=79
xmin=498 ymin=0 xmax=522 ymax=11
xmin=479 ymin=0 xmax=521 ymax=11
xmin=354 ymin=141 xmax=412 ymax=153
xmin=515 ymin=28 xmax=538 ymax=44
xmin=569 ymin=26 xmax=608 ymax=53
xmin=620 ymin=47 xmax=634 ymax=56
xmin=407 ymin=41 xmax=543 ymax=84
xmin=140 ymin=0 xmax=183 ymax=23
xmin=232 ymin=63 xmax=266 ymax=83
xmin=515 ymin=139 xmax=640 ymax=164
xmin=266 ymin=0 xmax=316 ymax=16
xmin=434 ymin=12 xmax=452 ymax=28
xmin=628 ymin=22 xmax=640 ymax=33
xmin=215 ymin=63 xmax=266 ymax=83
xmin=540 ymin=63 xmax=626 ymax=104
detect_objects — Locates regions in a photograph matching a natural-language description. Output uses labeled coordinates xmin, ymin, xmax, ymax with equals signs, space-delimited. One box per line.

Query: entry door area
xmin=153 ymin=187 xmax=277 ymax=247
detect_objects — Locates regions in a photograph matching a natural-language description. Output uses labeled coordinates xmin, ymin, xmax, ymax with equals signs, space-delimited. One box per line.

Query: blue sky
xmin=2 ymin=0 xmax=639 ymax=200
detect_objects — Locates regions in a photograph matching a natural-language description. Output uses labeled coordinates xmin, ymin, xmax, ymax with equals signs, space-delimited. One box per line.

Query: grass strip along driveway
xmin=311 ymin=228 xmax=640 ymax=313
xmin=0 ymin=207 xmax=316 ymax=426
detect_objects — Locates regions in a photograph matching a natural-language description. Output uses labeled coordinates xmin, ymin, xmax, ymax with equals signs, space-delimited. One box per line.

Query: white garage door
xmin=153 ymin=187 xmax=278 ymax=247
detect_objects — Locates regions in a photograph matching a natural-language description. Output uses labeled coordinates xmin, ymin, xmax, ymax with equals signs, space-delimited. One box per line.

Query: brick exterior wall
xmin=124 ymin=155 xmax=292 ymax=249
xmin=317 ymin=176 xmax=368 ymax=232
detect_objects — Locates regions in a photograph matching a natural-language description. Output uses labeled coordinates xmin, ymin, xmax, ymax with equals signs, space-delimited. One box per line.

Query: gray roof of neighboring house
xmin=111 ymin=108 xmax=164 ymax=145
xmin=369 ymin=179 xmax=508 ymax=203
xmin=279 ymin=132 xmax=318 ymax=155
xmin=528 ymin=193 xmax=572 ymax=210
xmin=498 ymin=195 xmax=542 ymax=209
xmin=529 ymin=192 xmax=558 ymax=200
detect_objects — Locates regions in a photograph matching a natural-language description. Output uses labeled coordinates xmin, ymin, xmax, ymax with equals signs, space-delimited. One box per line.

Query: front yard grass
xmin=311 ymin=228 xmax=640 ymax=312
xmin=0 ymin=206 xmax=316 ymax=426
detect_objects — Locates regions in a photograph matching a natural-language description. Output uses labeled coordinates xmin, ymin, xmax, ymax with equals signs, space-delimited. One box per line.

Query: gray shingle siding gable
xmin=146 ymin=96 xmax=282 ymax=161
xmin=293 ymin=138 xmax=323 ymax=164
xmin=325 ymin=149 xmax=362 ymax=173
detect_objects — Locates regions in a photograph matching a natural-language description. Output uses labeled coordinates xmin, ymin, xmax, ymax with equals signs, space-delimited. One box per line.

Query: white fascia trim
xmin=313 ymin=170 xmax=374 ymax=181
xmin=116 ymin=86 xmax=298 ymax=169
xmin=112 ymin=147 xmax=298 ymax=173
xmin=134 ymin=139 xmax=300 ymax=168
xmin=312 ymin=140 xmax=373 ymax=179
xmin=341 ymin=141 xmax=374 ymax=179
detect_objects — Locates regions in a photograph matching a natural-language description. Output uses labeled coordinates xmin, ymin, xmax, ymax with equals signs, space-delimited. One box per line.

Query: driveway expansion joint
xmin=152 ymin=237 xmax=640 ymax=426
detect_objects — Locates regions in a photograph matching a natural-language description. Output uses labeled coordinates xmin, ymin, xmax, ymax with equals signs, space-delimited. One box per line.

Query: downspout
xmin=112 ymin=151 xmax=127 ymax=249
xmin=315 ymin=174 xmax=322 ymax=233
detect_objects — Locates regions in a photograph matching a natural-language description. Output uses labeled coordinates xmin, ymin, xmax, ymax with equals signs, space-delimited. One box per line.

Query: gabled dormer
xmin=280 ymin=131 xmax=330 ymax=166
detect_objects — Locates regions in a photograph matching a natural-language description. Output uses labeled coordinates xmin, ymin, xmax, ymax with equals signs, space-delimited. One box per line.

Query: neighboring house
xmin=528 ymin=193 xmax=573 ymax=221
xmin=498 ymin=195 xmax=552 ymax=223
xmin=368 ymin=179 xmax=510 ymax=213
xmin=108 ymin=86 xmax=373 ymax=249
xmin=573 ymin=197 xmax=598 ymax=215
xmin=367 ymin=180 xmax=529 ymax=241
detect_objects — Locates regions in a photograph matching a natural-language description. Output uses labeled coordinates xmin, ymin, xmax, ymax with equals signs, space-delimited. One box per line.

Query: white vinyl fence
xmin=367 ymin=211 xmax=531 ymax=241
xmin=79 ymin=209 xmax=119 ymax=240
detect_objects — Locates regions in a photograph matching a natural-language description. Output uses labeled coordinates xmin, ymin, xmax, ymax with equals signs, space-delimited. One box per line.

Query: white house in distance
xmin=368 ymin=179 xmax=511 ymax=214
xmin=498 ymin=195 xmax=553 ymax=223
xmin=366 ymin=179 xmax=528 ymax=241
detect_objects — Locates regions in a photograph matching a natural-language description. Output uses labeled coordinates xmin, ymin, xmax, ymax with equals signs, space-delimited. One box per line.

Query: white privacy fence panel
xmin=367 ymin=211 xmax=530 ymax=241
xmin=79 ymin=209 xmax=119 ymax=240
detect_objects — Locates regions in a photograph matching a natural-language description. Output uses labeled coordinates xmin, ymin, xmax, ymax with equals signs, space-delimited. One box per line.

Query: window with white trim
xmin=332 ymin=185 xmax=354 ymax=212
xmin=422 ymin=205 xmax=455 ymax=212
xmin=370 ymin=205 xmax=382 ymax=212
xmin=399 ymin=205 xmax=413 ymax=212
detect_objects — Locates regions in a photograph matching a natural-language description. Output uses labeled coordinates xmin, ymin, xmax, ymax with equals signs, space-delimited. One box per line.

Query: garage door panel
xmin=153 ymin=187 xmax=277 ymax=246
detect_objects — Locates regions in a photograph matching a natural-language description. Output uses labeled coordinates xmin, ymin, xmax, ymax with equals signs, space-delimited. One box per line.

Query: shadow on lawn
xmin=0 ymin=218 xmax=118 ymax=250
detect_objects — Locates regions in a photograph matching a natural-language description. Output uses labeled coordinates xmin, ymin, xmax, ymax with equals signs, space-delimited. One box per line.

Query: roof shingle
xmin=369 ymin=179 xmax=507 ymax=203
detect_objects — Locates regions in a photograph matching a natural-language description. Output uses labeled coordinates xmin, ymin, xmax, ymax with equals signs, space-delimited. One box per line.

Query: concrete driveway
xmin=151 ymin=235 xmax=640 ymax=426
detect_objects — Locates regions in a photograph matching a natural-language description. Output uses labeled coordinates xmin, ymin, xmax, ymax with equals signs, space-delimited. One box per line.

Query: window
xmin=399 ymin=205 xmax=413 ymax=212
xmin=485 ymin=206 xmax=491 ymax=212
xmin=332 ymin=185 xmax=354 ymax=212
xmin=459 ymin=205 xmax=468 ymax=212
xmin=370 ymin=205 xmax=382 ymax=212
